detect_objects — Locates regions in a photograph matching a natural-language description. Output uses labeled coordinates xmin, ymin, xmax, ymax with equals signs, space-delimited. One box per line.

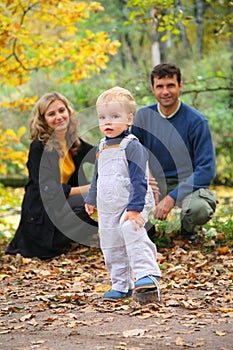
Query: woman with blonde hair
xmin=6 ymin=92 xmax=98 ymax=259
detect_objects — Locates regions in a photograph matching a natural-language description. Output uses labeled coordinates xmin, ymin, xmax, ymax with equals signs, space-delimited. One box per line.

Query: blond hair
xmin=96 ymin=86 xmax=137 ymax=116
xmin=29 ymin=92 xmax=80 ymax=155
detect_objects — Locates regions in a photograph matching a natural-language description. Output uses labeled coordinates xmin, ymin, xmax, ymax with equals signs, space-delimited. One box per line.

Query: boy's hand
xmin=124 ymin=211 xmax=145 ymax=231
xmin=85 ymin=203 xmax=95 ymax=216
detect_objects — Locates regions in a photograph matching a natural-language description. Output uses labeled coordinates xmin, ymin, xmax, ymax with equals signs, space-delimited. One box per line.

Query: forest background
xmin=0 ymin=0 xmax=232 ymax=248
xmin=0 ymin=4 xmax=233 ymax=349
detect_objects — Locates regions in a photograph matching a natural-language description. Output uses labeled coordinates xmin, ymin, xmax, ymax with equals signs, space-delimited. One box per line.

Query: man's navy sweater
xmin=131 ymin=102 xmax=216 ymax=202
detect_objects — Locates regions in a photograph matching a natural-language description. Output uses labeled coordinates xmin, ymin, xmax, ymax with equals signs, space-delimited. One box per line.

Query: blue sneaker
xmin=103 ymin=289 xmax=133 ymax=301
xmin=134 ymin=275 xmax=160 ymax=293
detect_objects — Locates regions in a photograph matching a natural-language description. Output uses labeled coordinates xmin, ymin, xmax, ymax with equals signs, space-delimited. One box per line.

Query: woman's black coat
xmin=6 ymin=138 xmax=97 ymax=259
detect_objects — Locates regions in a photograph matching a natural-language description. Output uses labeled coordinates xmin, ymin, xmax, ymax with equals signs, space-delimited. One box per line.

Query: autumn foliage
xmin=0 ymin=123 xmax=28 ymax=175
xmin=0 ymin=0 xmax=120 ymax=176
xmin=0 ymin=0 xmax=120 ymax=87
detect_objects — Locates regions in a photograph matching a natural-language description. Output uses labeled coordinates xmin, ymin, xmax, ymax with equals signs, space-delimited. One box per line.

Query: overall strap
xmin=119 ymin=134 xmax=138 ymax=150
xmin=98 ymin=137 xmax=106 ymax=153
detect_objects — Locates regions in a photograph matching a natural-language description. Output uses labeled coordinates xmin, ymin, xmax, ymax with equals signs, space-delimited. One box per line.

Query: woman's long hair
xmin=29 ymin=92 xmax=80 ymax=156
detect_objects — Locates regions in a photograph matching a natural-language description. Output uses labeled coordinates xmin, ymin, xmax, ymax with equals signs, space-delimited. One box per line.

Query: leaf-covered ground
xmin=0 ymin=241 xmax=232 ymax=350
xmin=0 ymin=185 xmax=232 ymax=349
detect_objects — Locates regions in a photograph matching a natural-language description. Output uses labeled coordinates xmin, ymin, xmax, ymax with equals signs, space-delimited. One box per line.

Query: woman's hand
xmin=124 ymin=211 xmax=145 ymax=231
xmin=149 ymin=174 xmax=160 ymax=204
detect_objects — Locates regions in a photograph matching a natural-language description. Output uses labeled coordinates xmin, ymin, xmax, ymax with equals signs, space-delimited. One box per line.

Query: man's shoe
xmin=103 ymin=289 xmax=133 ymax=301
xmin=181 ymin=227 xmax=197 ymax=241
xmin=146 ymin=224 xmax=157 ymax=241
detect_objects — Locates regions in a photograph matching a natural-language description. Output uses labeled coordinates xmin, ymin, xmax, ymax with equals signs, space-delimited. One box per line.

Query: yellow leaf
xmin=176 ymin=336 xmax=184 ymax=345
xmin=196 ymin=342 xmax=205 ymax=347
xmin=4 ymin=129 xmax=16 ymax=137
xmin=93 ymin=284 xmax=110 ymax=292
xmin=17 ymin=126 xmax=26 ymax=137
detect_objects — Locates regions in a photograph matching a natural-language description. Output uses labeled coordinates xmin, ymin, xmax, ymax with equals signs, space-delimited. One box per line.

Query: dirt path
xmin=0 ymin=245 xmax=232 ymax=350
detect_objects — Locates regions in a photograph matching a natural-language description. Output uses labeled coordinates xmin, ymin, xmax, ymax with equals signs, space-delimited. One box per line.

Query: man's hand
xmin=124 ymin=211 xmax=145 ymax=231
xmin=153 ymin=195 xmax=175 ymax=220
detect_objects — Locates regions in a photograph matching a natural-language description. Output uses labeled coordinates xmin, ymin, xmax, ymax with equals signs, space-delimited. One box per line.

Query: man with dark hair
xmin=131 ymin=63 xmax=218 ymax=241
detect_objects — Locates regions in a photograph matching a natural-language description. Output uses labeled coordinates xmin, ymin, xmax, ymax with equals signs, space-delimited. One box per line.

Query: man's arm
xmin=168 ymin=119 xmax=216 ymax=202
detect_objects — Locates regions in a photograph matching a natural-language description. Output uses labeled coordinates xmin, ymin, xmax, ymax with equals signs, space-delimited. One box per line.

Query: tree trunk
xmin=229 ymin=6 xmax=233 ymax=109
xmin=174 ymin=0 xmax=192 ymax=55
xmin=151 ymin=7 xmax=161 ymax=66
xmin=151 ymin=40 xmax=161 ymax=66
xmin=124 ymin=32 xmax=138 ymax=66
xmin=118 ymin=34 xmax=126 ymax=68
xmin=194 ymin=0 xmax=205 ymax=59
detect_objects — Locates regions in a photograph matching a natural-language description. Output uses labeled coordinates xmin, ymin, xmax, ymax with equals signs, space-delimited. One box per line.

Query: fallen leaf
xmin=215 ymin=330 xmax=227 ymax=336
xmin=31 ymin=340 xmax=45 ymax=345
xmin=217 ymin=247 xmax=230 ymax=255
xmin=0 ymin=330 xmax=11 ymax=334
xmin=179 ymin=300 xmax=198 ymax=310
xmin=196 ymin=341 xmax=205 ymax=347
xmin=123 ymin=328 xmax=147 ymax=337
xmin=176 ymin=336 xmax=184 ymax=345
xmin=137 ymin=312 xmax=154 ymax=320
xmin=28 ymin=318 xmax=38 ymax=326
xmin=19 ymin=313 xmax=34 ymax=322
xmin=216 ymin=233 xmax=226 ymax=240
xmin=166 ymin=299 xmax=179 ymax=307
xmin=93 ymin=284 xmax=110 ymax=292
